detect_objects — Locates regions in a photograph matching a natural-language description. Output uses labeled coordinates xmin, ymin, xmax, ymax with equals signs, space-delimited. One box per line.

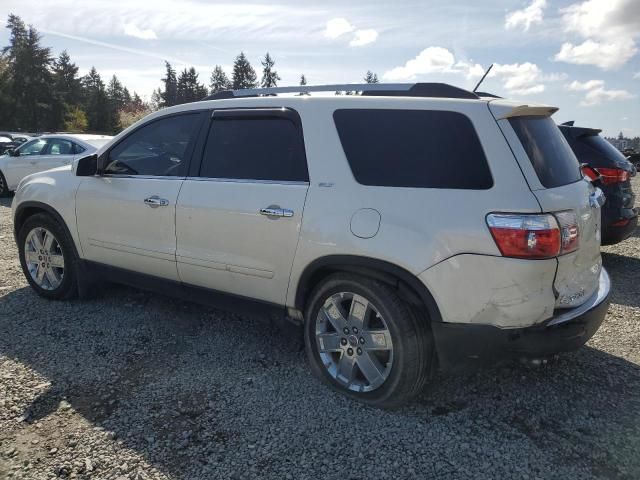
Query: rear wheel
xmin=18 ymin=213 xmax=78 ymax=300
xmin=304 ymin=273 xmax=432 ymax=408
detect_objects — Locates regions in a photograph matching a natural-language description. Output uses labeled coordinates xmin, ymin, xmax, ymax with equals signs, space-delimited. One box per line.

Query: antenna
xmin=473 ymin=64 xmax=494 ymax=93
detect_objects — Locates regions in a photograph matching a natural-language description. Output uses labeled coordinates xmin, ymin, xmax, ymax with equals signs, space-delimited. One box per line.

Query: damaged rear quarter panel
xmin=419 ymin=254 xmax=557 ymax=328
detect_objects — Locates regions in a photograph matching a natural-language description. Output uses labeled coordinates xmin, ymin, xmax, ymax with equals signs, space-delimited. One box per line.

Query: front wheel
xmin=304 ymin=273 xmax=433 ymax=408
xmin=18 ymin=213 xmax=78 ymax=300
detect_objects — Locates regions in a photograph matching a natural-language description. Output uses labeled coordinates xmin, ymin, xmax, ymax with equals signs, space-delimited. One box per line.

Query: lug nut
xmin=340 ymin=338 xmax=347 ymax=346
xmin=357 ymin=347 xmax=363 ymax=355
xmin=359 ymin=337 xmax=365 ymax=344
xmin=343 ymin=327 xmax=350 ymax=335
xmin=347 ymin=348 xmax=354 ymax=356
xmin=352 ymin=327 xmax=359 ymax=334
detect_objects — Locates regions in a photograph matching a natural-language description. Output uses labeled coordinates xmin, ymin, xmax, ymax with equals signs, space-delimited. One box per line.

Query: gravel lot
xmin=1 ymin=182 xmax=639 ymax=480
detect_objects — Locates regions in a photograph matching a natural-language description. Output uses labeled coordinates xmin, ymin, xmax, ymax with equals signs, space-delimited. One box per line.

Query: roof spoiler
xmin=497 ymin=105 xmax=559 ymax=120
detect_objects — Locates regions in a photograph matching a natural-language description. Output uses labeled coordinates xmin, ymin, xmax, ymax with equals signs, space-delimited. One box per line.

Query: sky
xmin=0 ymin=0 xmax=638 ymax=137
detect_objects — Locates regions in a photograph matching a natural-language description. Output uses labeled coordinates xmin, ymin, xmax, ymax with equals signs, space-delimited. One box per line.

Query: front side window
xmin=47 ymin=138 xmax=74 ymax=155
xmin=18 ymin=139 xmax=47 ymax=156
xmin=104 ymin=113 xmax=202 ymax=176
xmin=333 ymin=109 xmax=493 ymax=189
xmin=200 ymin=115 xmax=308 ymax=182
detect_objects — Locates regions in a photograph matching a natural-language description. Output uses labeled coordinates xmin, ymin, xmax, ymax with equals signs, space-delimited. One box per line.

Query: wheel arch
xmin=13 ymin=201 xmax=77 ymax=255
xmin=294 ymin=255 xmax=442 ymax=324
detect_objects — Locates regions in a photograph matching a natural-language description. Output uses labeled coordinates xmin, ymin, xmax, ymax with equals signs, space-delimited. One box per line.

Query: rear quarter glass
xmin=333 ymin=109 xmax=493 ymax=189
xmin=510 ymin=116 xmax=581 ymax=188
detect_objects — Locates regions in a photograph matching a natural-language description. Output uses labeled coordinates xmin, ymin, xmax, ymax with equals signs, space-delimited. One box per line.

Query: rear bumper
xmin=431 ymin=269 xmax=611 ymax=373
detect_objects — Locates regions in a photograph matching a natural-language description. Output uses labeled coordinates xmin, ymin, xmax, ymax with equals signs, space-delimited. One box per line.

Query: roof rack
xmin=203 ymin=82 xmax=480 ymax=101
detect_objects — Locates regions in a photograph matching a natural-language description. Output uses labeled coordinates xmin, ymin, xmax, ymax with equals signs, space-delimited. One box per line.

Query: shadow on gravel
xmin=1 ymin=284 xmax=639 ymax=479
xmin=0 ymin=195 xmax=13 ymax=208
xmin=602 ymin=251 xmax=640 ymax=308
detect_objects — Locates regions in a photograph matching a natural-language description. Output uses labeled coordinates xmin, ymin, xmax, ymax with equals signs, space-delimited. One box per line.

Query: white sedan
xmin=0 ymin=134 xmax=112 ymax=195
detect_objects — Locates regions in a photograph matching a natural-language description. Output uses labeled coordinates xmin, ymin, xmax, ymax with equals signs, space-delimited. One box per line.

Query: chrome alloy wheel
xmin=315 ymin=292 xmax=394 ymax=392
xmin=24 ymin=227 xmax=65 ymax=290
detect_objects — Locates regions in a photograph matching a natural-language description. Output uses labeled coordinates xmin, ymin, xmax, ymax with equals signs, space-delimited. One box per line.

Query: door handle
xmin=144 ymin=196 xmax=169 ymax=208
xmin=260 ymin=207 xmax=294 ymax=217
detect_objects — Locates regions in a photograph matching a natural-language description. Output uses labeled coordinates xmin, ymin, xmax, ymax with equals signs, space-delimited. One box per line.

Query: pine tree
xmin=51 ymin=51 xmax=81 ymax=130
xmin=260 ymin=52 xmax=280 ymax=88
xmin=299 ymin=74 xmax=307 ymax=86
xmin=160 ymin=61 xmax=178 ymax=107
xmin=364 ymin=70 xmax=379 ymax=84
xmin=176 ymin=67 xmax=207 ymax=104
xmin=82 ymin=67 xmax=110 ymax=132
xmin=209 ymin=65 xmax=231 ymax=94
xmin=232 ymin=52 xmax=257 ymax=90
xmin=3 ymin=15 xmax=53 ymax=130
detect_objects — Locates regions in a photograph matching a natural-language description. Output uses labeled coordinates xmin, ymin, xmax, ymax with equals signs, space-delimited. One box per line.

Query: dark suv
xmin=559 ymin=122 xmax=637 ymax=245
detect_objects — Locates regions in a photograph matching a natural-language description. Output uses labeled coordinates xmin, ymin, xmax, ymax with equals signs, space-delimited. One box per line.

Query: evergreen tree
xmin=3 ymin=15 xmax=53 ymax=130
xmin=51 ymin=51 xmax=82 ymax=130
xmin=160 ymin=61 xmax=178 ymax=107
xmin=232 ymin=52 xmax=257 ymax=90
xmin=364 ymin=70 xmax=379 ymax=83
xmin=299 ymin=74 xmax=307 ymax=86
xmin=176 ymin=67 xmax=207 ymax=104
xmin=64 ymin=105 xmax=88 ymax=132
xmin=260 ymin=52 xmax=280 ymax=88
xmin=209 ymin=65 xmax=231 ymax=94
xmin=82 ymin=67 xmax=110 ymax=132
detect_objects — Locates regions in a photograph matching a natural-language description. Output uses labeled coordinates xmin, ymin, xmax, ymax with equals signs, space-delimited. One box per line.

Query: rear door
xmin=494 ymin=109 xmax=602 ymax=308
xmin=175 ymin=108 xmax=309 ymax=305
xmin=37 ymin=138 xmax=76 ymax=171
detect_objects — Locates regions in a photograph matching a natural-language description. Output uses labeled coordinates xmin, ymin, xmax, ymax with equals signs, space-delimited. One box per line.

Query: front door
xmin=35 ymin=137 xmax=76 ymax=172
xmin=176 ymin=108 xmax=310 ymax=305
xmin=4 ymin=138 xmax=48 ymax=188
xmin=76 ymin=112 xmax=206 ymax=280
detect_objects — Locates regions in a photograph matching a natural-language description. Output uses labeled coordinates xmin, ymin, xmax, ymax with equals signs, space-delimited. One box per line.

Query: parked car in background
xmin=626 ymin=152 xmax=640 ymax=171
xmin=0 ymin=134 xmax=112 ymax=195
xmin=0 ymin=133 xmax=16 ymax=155
xmin=559 ymin=122 xmax=637 ymax=245
xmin=11 ymin=83 xmax=610 ymax=407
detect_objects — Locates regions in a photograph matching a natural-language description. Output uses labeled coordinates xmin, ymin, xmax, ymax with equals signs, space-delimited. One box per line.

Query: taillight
xmin=555 ymin=210 xmax=580 ymax=254
xmin=487 ymin=214 xmax=560 ymax=259
xmin=487 ymin=211 xmax=580 ymax=259
xmin=581 ymin=164 xmax=600 ymax=182
xmin=594 ymin=167 xmax=629 ymax=185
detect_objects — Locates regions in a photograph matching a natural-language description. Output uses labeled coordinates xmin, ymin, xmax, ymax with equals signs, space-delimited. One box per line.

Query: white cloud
xmin=581 ymin=87 xmax=635 ymax=106
xmin=123 ymin=22 xmax=157 ymax=40
xmin=566 ymin=79 xmax=605 ymax=91
xmin=349 ymin=29 xmax=378 ymax=47
xmin=383 ymin=47 xmax=458 ymax=80
xmin=555 ymin=0 xmax=639 ymax=69
xmin=505 ymin=0 xmax=547 ymax=31
xmin=564 ymin=79 xmax=635 ymax=105
xmin=382 ymin=47 xmax=561 ymax=96
xmin=634 ymin=72 xmax=640 ymax=79
xmin=555 ymin=39 xmax=638 ymax=70
xmin=324 ymin=18 xmax=354 ymax=39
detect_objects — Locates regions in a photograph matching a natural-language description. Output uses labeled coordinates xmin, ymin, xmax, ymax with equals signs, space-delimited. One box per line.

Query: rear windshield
xmin=583 ymin=135 xmax=628 ymax=162
xmin=333 ymin=109 xmax=493 ymax=189
xmin=509 ymin=116 xmax=581 ymax=188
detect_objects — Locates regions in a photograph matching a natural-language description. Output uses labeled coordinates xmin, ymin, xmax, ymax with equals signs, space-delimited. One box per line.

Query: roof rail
xmin=203 ymin=82 xmax=480 ymax=101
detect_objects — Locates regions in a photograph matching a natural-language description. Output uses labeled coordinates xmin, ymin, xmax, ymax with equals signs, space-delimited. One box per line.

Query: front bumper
xmin=431 ymin=269 xmax=611 ymax=373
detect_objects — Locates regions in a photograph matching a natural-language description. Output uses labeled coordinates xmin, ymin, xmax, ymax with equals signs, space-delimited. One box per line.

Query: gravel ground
xmin=1 ymin=182 xmax=639 ymax=480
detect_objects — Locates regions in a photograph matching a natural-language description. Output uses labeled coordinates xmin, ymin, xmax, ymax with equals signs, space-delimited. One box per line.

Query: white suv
xmin=12 ymin=83 xmax=610 ymax=407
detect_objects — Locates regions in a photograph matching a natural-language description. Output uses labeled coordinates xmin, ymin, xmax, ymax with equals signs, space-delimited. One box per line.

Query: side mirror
xmin=76 ymin=154 xmax=98 ymax=176
xmin=96 ymin=153 xmax=108 ymax=174
xmin=9 ymin=148 xmax=19 ymax=157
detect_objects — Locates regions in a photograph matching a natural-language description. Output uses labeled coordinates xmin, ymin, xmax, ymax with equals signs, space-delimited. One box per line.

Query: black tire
xmin=304 ymin=273 xmax=432 ymax=408
xmin=18 ymin=213 xmax=79 ymax=300
xmin=0 ymin=171 xmax=9 ymax=197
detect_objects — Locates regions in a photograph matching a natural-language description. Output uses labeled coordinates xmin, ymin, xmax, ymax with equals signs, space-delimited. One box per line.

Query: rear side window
xmin=510 ymin=116 xmax=581 ymax=188
xmin=333 ymin=109 xmax=493 ymax=189
xmin=200 ymin=116 xmax=308 ymax=182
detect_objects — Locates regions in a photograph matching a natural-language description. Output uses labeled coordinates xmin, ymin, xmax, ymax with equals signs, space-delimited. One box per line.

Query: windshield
xmin=509 ymin=116 xmax=582 ymax=188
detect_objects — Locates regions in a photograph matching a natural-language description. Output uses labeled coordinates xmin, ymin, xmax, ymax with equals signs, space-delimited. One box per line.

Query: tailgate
xmin=532 ymin=181 xmax=602 ymax=308
xmin=490 ymin=103 xmax=603 ymax=309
